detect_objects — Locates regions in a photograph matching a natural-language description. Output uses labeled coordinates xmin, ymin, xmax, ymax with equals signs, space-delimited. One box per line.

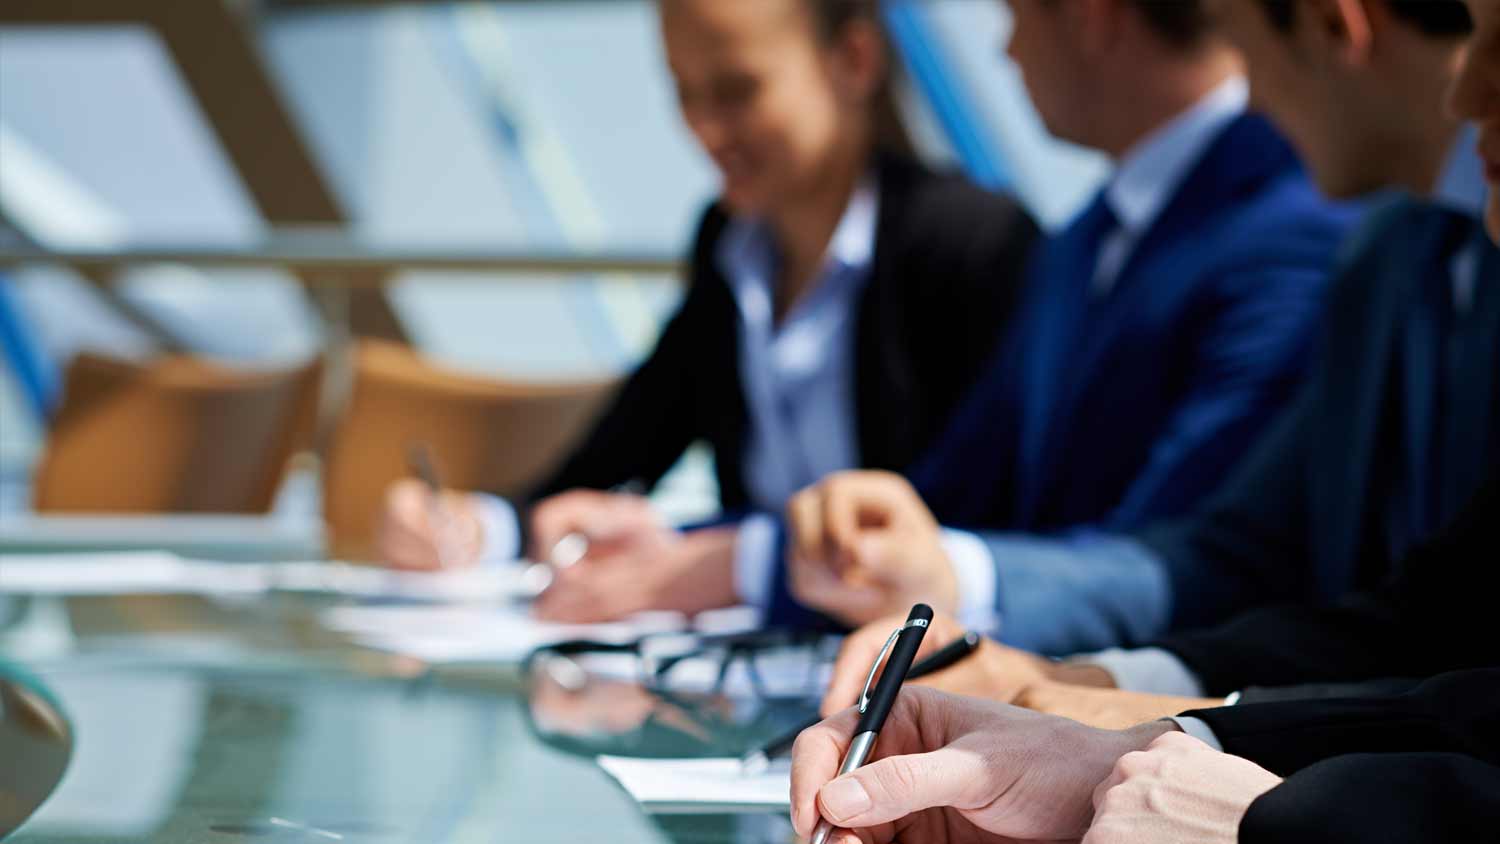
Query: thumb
xmin=816 ymin=747 xmax=987 ymax=829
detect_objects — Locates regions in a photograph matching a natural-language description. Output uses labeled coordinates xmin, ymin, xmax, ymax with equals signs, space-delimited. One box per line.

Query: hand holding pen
xmin=376 ymin=443 xmax=484 ymax=571
xmin=807 ymin=603 xmax=933 ymax=844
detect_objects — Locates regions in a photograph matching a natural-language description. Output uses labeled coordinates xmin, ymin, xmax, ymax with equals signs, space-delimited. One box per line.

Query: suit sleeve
xmin=941 ymin=389 xmax=1315 ymax=655
xmin=1155 ymin=470 xmax=1499 ymax=696
xmin=1240 ymin=753 xmax=1500 ymax=843
xmin=1180 ymin=669 xmax=1500 ymax=776
xmin=1102 ymin=253 xmax=1327 ymax=531
xmin=519 ymin=211 xmax=727 ymax=507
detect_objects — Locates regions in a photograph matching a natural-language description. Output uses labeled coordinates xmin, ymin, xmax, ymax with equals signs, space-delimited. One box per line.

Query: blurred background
xmin=0 ymin=0 xmax=1107 ymax=548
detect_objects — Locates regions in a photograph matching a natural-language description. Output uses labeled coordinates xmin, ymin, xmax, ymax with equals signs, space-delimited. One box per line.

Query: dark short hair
xmin=1128 ymin=0 xmax=1216 ymax=47
xmin=1255 ymin=0 xmax=1472 ymax=38
xmin=1041 ymin=0 xmax=1216 ymax=49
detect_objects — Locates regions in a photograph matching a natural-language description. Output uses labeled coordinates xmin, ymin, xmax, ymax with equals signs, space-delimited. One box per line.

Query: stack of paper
xmin=596 ymin=755 xmax=791 ymax=814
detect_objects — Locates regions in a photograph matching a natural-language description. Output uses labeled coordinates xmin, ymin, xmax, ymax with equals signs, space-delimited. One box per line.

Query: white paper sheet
xmin=596 ymin=755 xmax=791 ymax=813
xmin=0 ymin=553 xmax=268 ymax=595
xmin=0 ymin=554 xmax=538 ymax=603
xmin=317 ymin=604 xmax=689 ymax=663
xmin=267 ymin=561 xmax=536 ymax=603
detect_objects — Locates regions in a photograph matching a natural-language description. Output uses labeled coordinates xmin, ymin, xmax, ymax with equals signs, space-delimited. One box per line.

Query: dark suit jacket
xmin=1157 ymin=467 xmax=1498 ymax=698
xmin=1141 ymin=198 xmax=1500 ymax=632
xmin=914 ymin=114 xmax=1355 ymax=536
xmin=760 ymin=115 xmax=1357 ymax=644
xmin=1178 ymin=669 xmax=1500 ymax=842
xmin=515 ymin=155 xmax=1038 ymax=521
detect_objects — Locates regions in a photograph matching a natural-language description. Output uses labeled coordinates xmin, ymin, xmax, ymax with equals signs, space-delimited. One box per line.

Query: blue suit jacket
xmin=768 ymin=115 xmax=1361 ymax=634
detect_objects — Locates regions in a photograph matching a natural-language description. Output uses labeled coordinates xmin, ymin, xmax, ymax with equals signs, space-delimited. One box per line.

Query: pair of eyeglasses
xmin=526 ymin=628 xmax=839 ymax=701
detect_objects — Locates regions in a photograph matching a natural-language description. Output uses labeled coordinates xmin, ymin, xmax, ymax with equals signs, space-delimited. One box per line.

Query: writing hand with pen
xmin=789 ymin=604 xmax=1172 ymax=844
xmin=791 ymin=684 xmax=1199 ymax=844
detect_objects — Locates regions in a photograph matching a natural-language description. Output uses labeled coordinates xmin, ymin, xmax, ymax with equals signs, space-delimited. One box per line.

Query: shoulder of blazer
xmin=685 ymin=200 xmax=734 ymax=292
xmin=873 ymin=153 xmax=1038 ymax=269
xmin=1321 ymin=194 xmax=1444 ymax=329
xmin=673 ymin=200 xmax=741 ymax=325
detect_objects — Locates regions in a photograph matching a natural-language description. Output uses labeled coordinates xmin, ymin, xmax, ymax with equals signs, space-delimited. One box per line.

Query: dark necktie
xmin=1015 ymin=190 xmax=1119 ymax=527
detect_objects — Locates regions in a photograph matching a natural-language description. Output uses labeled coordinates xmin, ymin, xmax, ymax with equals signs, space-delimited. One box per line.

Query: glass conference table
xmin=0 ymin=581 xmax=817 ymax=843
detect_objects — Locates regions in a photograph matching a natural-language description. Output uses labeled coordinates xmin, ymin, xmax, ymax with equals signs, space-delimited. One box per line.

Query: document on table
xmin=597 ymin=755 xmax=792 ymax=814
xmin=317 ymin=604 xmax=689 ymax=664
xmin=267 ymin=561 xmax=536 ymax=603
xmin=0 ymin=553 xmax=268 ymax=596
xmin=0 ymin=554 xmax=536 ymax=603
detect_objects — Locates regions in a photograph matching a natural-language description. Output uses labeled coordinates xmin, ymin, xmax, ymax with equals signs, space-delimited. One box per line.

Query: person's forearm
xmin=976 ymin=532 xmax=1171 ymax=656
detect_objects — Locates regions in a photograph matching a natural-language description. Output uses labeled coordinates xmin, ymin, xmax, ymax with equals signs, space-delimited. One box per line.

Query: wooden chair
xmin=32 ymin=353 xmax=321 ymax=514
xmin=321 ymin=340 xmax=617 ymax=561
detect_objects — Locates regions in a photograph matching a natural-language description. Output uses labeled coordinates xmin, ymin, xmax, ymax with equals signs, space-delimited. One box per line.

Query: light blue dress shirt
xmin=473 ymin=177 xmax=884 ymax=578
xmin=723 ymin=177 xmax=878 ymax=513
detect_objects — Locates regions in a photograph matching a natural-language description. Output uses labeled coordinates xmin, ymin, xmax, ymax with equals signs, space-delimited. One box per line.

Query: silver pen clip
xmin=856 ymin=618 xmax=928 ymax=714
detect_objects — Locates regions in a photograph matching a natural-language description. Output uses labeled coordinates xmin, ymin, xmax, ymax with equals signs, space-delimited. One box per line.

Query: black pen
xmin=740 ymin=630 xmax=981 ymax=771
xmin=810 ymin=604 xmax=933 ymax=844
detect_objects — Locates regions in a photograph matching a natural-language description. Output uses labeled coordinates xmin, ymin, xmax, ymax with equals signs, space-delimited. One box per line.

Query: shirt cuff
xmin=1079 ymin=647 xmax=1207 ymax=697
xmin=1168 ymin=716 xmax=1224 ymax=752
xmin=733 ymin=513 xmax=778 ymax=610
xmin=941 ymin=529 xmax=1000 ymax=634
xmin=471 ymin=493 xmax=522 ymax=564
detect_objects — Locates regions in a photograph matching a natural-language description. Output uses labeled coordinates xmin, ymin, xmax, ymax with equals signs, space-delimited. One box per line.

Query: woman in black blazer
xmin=378 ymin=0 xmax=1037 ymax=601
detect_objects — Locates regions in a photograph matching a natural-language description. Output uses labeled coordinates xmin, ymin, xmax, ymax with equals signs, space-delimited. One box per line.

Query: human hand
xmin=531 ymin=526 xmax=739 ymax=623
xmin=785 ymin=471 xmax=958 ymax=627
xmin=1082 ymin=731 xmax=1282 ymax=844
xmin=376 ymin=478 xmax=486 ymax=570
xmin=1013 ymin=683 xmax=1227 ymax=730
xmin=528 ymin=489 xmax=665 ymax=562
xmin=791 ymin=686 xmax=1178 ymax=844
xmin=819 ymin=612 xmax=1057 ymax=717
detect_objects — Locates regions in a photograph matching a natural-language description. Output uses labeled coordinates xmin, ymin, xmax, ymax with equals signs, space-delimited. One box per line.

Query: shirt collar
xmin=717 ymin=173 xmax=881 ymax=282
xmin=1434 ymin=123 xmax=1487 ymax=219
xmin=1106 ymin=76 xmax=1249 ymax=235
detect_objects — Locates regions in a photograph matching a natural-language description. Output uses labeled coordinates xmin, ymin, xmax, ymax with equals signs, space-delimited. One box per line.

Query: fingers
xmin=820 ymin=478 xmax=865 ymax=573
xmin=789 ymin=707 xmax=861 ymax=837
xmin=530 ymin=489 xmax=663 ymax=556
xmin=531 ymin=560 xmax=634 ymax=622
xmin=787 ymin=485 xmax=827 ymax=567
xmin=815 ymin=745 xmax=992 ymax=831
xmin=821 ymin=619 xmax=900 ymax=716
xmin=377 ymin=480 xmax=442 ymax=570
xmin=789 ymin=552 xmax=892 ymax=626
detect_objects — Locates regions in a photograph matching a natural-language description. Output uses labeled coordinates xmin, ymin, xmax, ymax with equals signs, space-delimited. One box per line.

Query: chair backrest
xmin=33 ymin=353 xmax=321 ymax=514
xmin=322 ymin=340 xmax=616 ymax=561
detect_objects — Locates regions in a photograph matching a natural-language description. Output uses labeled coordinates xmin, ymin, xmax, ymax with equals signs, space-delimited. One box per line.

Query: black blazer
xmin=1178 ymin=669 xmax=1500 ymax=842
xmin=519 ymin=155 xmax=1038 ymax=515
xmin=1139 ymin=197 xmax=1500 ymax=630
xmin=1156 ymin=468 xmax=1498 ymax=698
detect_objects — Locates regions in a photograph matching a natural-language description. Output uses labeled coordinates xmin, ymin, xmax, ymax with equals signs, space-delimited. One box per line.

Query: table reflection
xmin=1 ymin=592 xmax=812 ymax=844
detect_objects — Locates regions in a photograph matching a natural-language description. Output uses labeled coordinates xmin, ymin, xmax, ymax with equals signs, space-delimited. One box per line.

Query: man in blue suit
xmin=775 ymin=0 xmax=1360 ymax=649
